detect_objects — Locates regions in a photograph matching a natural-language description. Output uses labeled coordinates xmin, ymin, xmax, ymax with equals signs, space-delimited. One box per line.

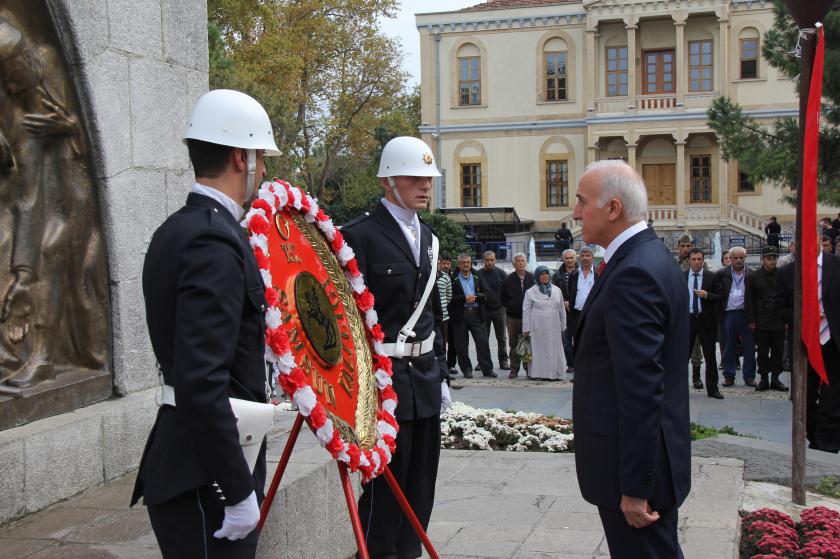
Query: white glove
xmin=213 ymin=490 xmax=259 ymax=540
xmin=441 ymin=381 xmax=452 ymax=413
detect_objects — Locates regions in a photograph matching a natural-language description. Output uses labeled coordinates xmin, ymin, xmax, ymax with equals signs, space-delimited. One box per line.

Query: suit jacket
xmin=449 ymin=272 xmax=489 ymax=323
xmin=500 ymin=271 xmax=535 ymax=319
xmin=341 ymin=202 xmax=444 ymax=421
xmin=573 ymin=227 xmax=691 ymax=510
xmin=711 ymin=265 xmax=753 ymax=317
xmin=775 ymin=254 xmax=840 ymax=353
xmin=132 ymin=193 xmax=268 ymax=508
xmin=685 ymin=268 xmax=719 ymax=330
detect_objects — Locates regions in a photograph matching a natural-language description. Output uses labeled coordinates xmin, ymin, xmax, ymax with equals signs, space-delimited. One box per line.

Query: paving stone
xmin=441 ymin=523 xmax=533 ymax=557
xmin=65 ymin=507 xmax=151 ymax=545
xmin=26 ymin=541 xmax=124 ymax=558
xmin=0 ymin=538 xmax=53 ymax=558
xmin=519 ymin=528 xmax=604 ymax=555
xmin=70 ymin=475 xmax=137 ymax=510
xmin=0 ymin=504 xmax=103 ymax=541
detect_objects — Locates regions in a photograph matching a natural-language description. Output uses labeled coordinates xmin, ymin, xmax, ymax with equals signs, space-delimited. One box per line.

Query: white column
xmin=625 ymin=17 xmax=638 ymax=110
xmin=676 ymin=140 xmax=686 ymax=218
xmin=627 ymin=143 xmax=637 ymax=170
xmin=586 ymin=26 xmax=597 ymax=111
xmin=718 ymin=14 xmax=730 ymax=97
xmin=673 ymin=15 xmax=686 ymax=107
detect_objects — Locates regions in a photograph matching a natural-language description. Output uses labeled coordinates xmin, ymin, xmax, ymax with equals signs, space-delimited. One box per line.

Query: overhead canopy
xmin=439 ymin=207 xmax=531 ymax=227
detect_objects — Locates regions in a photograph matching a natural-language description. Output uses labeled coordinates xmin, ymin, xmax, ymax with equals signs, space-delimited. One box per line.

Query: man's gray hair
xmin=578 ymin=245 xmax=594 ymax=255
xmin=585 ymin=160 xmax=648 ymax=222
xmin=562 ymin=248 xmax=577 ymax=258
xmin=512 ymin=252 xmax=527 ymax=261
xmin=729 ymin=246 xmax=747 ymax=257
xmin=457 ymin=253 xmax=472 ymax=262
xmin=483 ymin=250 xmax=496 ymax=259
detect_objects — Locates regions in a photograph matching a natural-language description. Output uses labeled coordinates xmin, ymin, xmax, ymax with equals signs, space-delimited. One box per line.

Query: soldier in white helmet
xmin=341 ymin=136 xmax=450 ymax=558
xmin=130 ymin=89 xmax=279 ymax=558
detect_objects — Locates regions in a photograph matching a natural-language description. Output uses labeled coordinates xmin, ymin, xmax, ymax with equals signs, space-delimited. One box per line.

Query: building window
xmin=461 ymin=164 xmax=481 ymax=207
xmin=606 ymin=46 xmax=628 ymax=97
xmin=459 ymin=56 xmax=481 ymax=105
xmin=690 ymin=155 xmax=712 ymax=202
xmin=738 ymin=171 xmax=755 ymax=193
xmin=546 ymin=160 xmax=569 ymax=207
xmin=740 ymin=38 xmax=758 ymax=79
xmin=689 ymin=40 xmax=713 ymax=92
xmin=545 ymin=51 xmax=567 ymax=101
xmin=643 ymin=50 xmax=674 ymax=94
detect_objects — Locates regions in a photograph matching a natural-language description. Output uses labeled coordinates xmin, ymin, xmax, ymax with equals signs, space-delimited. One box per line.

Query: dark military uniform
xmin=341 ymin=201 xmax=446 ymax=559
xmin=746 ymin=251 xmax=786 ymax=389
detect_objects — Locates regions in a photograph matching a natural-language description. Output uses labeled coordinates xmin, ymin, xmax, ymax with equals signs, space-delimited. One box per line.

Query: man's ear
xmin=608 ymin=198 xmax=623 ymax=221
xmin=231 ymin=147 xmax=247 ymax=173
xmin=380 ymin=177 xmax=392 ymax=192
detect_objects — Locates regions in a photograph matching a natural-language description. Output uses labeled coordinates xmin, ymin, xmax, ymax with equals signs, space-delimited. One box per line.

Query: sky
xmin=379 ymin=0 xmax=480 ymax=87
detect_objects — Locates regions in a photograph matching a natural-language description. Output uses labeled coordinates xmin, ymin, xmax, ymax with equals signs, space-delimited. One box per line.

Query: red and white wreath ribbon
xmin=242 ymin=179 xmax=398 ymax=482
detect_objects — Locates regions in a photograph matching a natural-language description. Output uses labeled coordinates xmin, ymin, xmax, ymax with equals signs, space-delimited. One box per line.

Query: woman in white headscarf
xmin=522 ymin=265 xmax=567 ymax=380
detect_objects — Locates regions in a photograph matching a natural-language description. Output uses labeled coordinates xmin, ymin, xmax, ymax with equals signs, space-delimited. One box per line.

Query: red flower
xmin=315 ymin=208 xmax=329 ymax=222
xmin=369 ymin=323 xmax=385 ymax=342
xmin=347 ymin=444 xmax=362 ymax=470
xmin=345 ymin=258 xmax=360 ymax=277
xmin=355 ymin=289 xmax=375 ymax=313
xmin=309 ymin=405 xmax=327 ymax=429
xmin=331 ymin=230 xmax=345 ymax=253
xmin=378 ymin=408 xmax=398 ymax=430
xmin=251 ymin=198 xmax=272 ymax=215
xmin=326 ymin=429 xmax=344 ymax=457
xmin=264 ymin=287 xmax=280 ymax=308
xmin=374 ymin=447 xmax=388 ymax=473
xmin=382 ymin=434 xmax=396 ymax=453
xmin=372 ymin=354 xmax=393 ymax=374
xmin=266 ymin=327 xmax=290 ymax=356
xmin=359 ymin=451 xmax=375 ymax=478
xmin=249 ymin=214 xmax=270 ymax=236
xmin=254 ymin=247 xmax=270 ymax=270
xmin=300 ymin=194 xmax=311 ymax=214
xmin=381 ymin=385 xmax=398 ymax=405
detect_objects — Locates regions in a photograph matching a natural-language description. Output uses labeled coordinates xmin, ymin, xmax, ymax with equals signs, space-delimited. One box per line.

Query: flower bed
xmin=441 ymin=402 xmax=574 ymax=452
xmin=740 ymin=506 xmax=840 ymax=558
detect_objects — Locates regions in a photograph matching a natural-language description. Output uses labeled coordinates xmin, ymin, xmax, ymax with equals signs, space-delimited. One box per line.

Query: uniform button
xmin=418 ymin=272 xmax=422 ymax=278
xmin=387 ymin=269 xmax=392 ymax=275
xmin=213 ymin=208 xmax=219 ymax=213
xmin=260 ymin=304 xmax=265 ymax=311
xmin=408 ymin=361 xmax=413 ymax=367
xmin=412 ymin=301 xmax=418 ymax=309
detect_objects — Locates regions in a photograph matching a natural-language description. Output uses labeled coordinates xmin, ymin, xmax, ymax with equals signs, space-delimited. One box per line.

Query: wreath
xmin=241 ymin=180 xmax=398 ymax=482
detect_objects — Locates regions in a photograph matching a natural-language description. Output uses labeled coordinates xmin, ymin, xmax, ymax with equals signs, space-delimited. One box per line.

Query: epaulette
xmin=340 ymin=211 xmax=373 ymax=229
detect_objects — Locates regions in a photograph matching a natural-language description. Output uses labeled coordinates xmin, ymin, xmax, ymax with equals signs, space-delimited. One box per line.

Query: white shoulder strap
xmin=393 ymin=234 xmax=439 ymax=358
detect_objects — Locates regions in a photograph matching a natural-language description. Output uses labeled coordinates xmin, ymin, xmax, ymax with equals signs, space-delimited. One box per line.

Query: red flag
xmin=801 ymin=25 xmax=828 ymax=384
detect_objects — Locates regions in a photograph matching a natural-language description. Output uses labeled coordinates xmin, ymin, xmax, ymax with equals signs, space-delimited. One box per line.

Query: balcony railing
xmin=638 ymin=94 xmax=676 ymax=110
xmin=648 ymin=206 xmax=677 ymax=222
xmin=684 ymin=204 xmax=720 ymax=221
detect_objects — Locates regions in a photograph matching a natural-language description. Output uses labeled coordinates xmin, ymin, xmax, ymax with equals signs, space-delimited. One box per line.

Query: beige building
xmin=416 ymin=0 xmax=826 ymax=246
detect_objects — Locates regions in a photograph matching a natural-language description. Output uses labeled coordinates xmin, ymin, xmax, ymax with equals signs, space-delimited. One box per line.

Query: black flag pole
xmin=780 ymin=0 xmax=833 ymax=506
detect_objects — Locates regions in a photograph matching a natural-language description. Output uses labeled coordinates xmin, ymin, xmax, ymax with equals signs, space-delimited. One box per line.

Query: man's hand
xmin=440 ymin=381 xmax=452 ymax=413
xmin=564 ymin=301 xmax=570 ymax=312
xmin=620 ymin=495 xmax=659 ymax=528
xmin=465 ymin=295 xmax=477 ymax=303
xmin=522 ymin=331 xmax=530 ymax=337
xmin=213 ymin=491 xmax=259 ymax=540
xmin=694 ymin=289 xmax=707 ymax=299
xmin=748 ymin=323 xmax=756 ymax=332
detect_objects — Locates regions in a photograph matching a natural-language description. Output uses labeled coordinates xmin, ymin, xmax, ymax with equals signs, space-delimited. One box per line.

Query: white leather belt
xmin=381 ymin=333 xmax=435 ymax=358
xmin=158 ymin=384 xmax=176 ymax=407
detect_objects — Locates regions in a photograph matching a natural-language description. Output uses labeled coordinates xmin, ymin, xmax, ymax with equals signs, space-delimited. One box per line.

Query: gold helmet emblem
xmin=422 ymin=152 xmax=433 ymax=165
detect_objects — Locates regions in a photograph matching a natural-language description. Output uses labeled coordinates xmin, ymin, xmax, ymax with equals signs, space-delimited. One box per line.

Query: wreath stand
xmin=258 ymin=413 xmax=440 ymax=559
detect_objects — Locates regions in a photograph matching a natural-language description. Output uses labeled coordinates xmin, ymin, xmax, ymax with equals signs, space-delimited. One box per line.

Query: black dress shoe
xmin=500 ymin=362 xmax=511 ymax=370
xmin=693 ymin=381 xmax=705 ymax=390
xmin=755 ymin=378 xmax=769 ymax=392
xmin=745 ymin=379 xmax=757 ymax=387
xmin=462 ymin=370 xmax=473 ymax=379
xmin=708 ymin=391 xmax=724 ymax=399
xmin=482 ymin=370 xmax=498 ymax=378
xmin=771 ymin=379 xmax=789 ymax=392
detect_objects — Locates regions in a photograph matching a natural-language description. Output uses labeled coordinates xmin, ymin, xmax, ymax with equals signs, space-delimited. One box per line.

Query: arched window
xmin=457 ymin=43 xmax=481 ymax=106
xmin=543 ymin=37 xmax=568 ymax=102
xmin=739 ymin=28 xmax=760 ymax=79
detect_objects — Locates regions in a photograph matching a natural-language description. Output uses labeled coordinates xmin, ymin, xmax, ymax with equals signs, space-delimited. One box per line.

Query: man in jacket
xmin=686 ymin=248 xmax=723 ymax=399
xmin=500 ymin=253 xmax=535 ymax=378
xmin=552 ymin=249 xmax=579 ymax=370
xmin=449 ymin=254 xmax=496 ymax=378
xmin=341 ymin=136 xmax=449 ymax=557
xmin=566 ymin=246 xmax=597 ymax=354
xmin=478 ymin=250 xmax=510 ymax=370
xmin=130 ymin=89 xmax=279 ymax=557
xmin=713 ymin=246 xmax=756 ymax=386
xmin=572 ymin=160 xmax=690 ymax=558
xmin=746 ymin=246 xmax=788 ymax=392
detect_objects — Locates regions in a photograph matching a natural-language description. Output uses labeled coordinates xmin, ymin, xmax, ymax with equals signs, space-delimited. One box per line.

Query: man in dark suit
xmin=685 ymin=248 xmax=723 ymax=398
xmin=713 ymin=246 xmax=756 ymax=386
xmin=554 ymin=221 xmax=573 ymax=252
xmin=572 ymin=160 xmax=690 ymax=558
xmin=566 ymin=245 xmax=597 ymax=355
xmin=747 ymin=246 xmax=788 ymax=392
xmin=449 ymin=254 xmax=497 ymax=378
xmin=130 ymin=90 xmax=279 ymax=557
xmin=765 ymin=216 xmax=781 ymax=247
xmin=775 ymin=245 xmax=840 ymax=453
xmin=341 ymin=136 xmax=449 ymax=558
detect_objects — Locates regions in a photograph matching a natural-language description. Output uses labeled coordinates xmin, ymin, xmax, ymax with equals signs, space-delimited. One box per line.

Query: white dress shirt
xmin=603 ymin=220 xmax=648 ymax=263
xmin=191 ymin=182 xmax=245 ymax=221
xmin=687 ymin=270 xmax=703 ymax=314
xmin=819 ymin=252 xmax=831 ymax=345
xmin=574 ymin=268 xmax=595 ymax=311
xmin=381 ymin=197 xmax=420 ymax=266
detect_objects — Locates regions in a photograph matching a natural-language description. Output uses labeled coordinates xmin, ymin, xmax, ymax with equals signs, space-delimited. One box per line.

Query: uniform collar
xmin=191 ymin=182 xmax=244 ymax=221
xmin=604 ymin=220 xmax=648 ymax=263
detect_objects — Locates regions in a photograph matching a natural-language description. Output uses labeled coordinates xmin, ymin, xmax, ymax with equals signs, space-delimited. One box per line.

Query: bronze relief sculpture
xmin=0 ymin=0 xmax=110 ymax=427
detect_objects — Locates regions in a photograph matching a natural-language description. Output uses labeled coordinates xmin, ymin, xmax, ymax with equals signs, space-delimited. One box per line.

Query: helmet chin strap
xmin=245 ymin=149 xmax=257 ymax=202
xmin=387 ymin=177 xmax=414 ymax=213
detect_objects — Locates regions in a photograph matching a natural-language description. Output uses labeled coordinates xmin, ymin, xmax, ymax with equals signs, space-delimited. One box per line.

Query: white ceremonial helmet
xmin=377 ymin=136 xmax=441 ymax=178
xmin=184 ymin=89 xmax=280 ymax=199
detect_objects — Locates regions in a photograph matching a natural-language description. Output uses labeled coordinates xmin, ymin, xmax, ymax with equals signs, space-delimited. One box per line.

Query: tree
xmin=420 ymin=211 xmax=470 ymax=261
xmin=707 ymin=1 xmax=840 ymax=206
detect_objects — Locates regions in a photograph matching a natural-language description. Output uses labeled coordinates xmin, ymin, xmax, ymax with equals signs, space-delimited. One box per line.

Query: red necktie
xmin=597 ymin=260 xmax=607 ymax=276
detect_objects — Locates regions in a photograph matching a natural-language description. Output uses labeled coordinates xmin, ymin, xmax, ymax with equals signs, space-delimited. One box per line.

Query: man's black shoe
xmin=755 ymin=378 xmax=769 ymax=392
xmin=708 ymin=391 xmax=724 ymax=400
xmin=482 ymin=370 xmax=498 ymax=378
xmin=693 ymin=381 xmax=705 ymax=390
xmin=771 ymin=379 xmax=789 ymax=392
xmin=500 ymin=362 xmax=511 ymax=370
xmin=462 ymin=370 xmax=473 ymax=379
xmin=745 ymin=379 xmax=757 ymax=387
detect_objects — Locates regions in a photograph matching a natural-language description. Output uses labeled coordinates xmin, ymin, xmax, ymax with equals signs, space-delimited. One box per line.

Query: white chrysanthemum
xmin=265 ymin=308 xmax=282 ymax=329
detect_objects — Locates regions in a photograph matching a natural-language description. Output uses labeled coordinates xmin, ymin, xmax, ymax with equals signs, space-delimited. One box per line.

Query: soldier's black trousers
xmin=755 ymin=329 xmax=785 ymax=377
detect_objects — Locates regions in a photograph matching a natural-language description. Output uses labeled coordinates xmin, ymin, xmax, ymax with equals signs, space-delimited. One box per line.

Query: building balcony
xmin=637 ymin=94 xmax=677 ymax=111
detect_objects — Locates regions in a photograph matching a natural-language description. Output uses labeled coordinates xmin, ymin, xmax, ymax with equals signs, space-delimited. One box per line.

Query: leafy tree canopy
xmin=707 ymin=1 xmax=840 ymax=206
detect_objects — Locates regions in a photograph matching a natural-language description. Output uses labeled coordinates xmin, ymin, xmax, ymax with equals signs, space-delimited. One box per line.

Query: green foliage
xmin=420 ymin=210 xmax=469 ymax=259
xmin=812 ymin=476 xmax=840 ymax=498
xmin=706 ymin=1 xmax=840 ymax=206
xmin=689 ymin=422 xmax=745 ymax=440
